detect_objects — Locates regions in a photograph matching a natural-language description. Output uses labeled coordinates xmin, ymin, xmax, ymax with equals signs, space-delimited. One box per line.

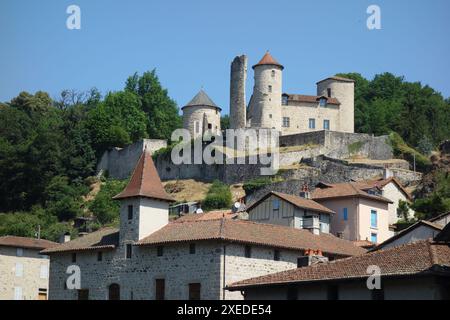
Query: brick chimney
xmin=299 ymin=183 xmax=311 ymax=199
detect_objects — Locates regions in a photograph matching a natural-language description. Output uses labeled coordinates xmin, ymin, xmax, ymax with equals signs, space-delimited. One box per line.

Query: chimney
xmin=230 ymin=55 xmax=247 ymax=129
xmin=383 ymin=167 xmax=393 ymax=179
xmin=299 ymin=183 xmax=311 ymax=199
xmin=59 ymin=232 xmax=71 ymax=244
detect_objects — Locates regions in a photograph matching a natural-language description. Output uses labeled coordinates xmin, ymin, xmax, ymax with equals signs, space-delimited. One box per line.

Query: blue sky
xmin=1 ymin=0 xmax=449 ymax=114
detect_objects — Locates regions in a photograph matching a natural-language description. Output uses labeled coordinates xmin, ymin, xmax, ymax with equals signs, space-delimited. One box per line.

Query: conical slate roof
xmin=182 ymin=90 xmax=221 ymax=110
xmin=113 ymin=149 xmax=174 ymax=202
xmin=253 ymin=51 xmax=284 ymax=70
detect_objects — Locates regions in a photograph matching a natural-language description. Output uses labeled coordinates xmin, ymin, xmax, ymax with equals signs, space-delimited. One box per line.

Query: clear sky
xmin=1 ymin=0 xmax=449 ymax=114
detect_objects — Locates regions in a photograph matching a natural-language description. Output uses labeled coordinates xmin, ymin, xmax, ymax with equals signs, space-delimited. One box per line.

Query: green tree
xmin=125 ymin=70 xmax=182 ymax=139
xmin=88 ymin=179 xmax=127 ymax=224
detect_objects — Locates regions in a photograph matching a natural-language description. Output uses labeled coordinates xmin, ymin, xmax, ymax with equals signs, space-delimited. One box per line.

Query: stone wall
xmin=97 ymin=139 xmax=167 ymax=180
xmin=48 ymin=241 xmax=303 ymax=300
xmin=229 ymin=55 xmax=247 ymax=129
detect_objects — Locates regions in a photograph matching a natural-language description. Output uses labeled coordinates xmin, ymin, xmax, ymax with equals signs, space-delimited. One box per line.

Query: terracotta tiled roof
xmin=246 ymin=191 xmax=335 ymax=215
xmin=372 ymin=220 xmax=444 ymax=251
xmin=284 ymin=94 xmax=340 ymax=106
xmin=228 ymin=240 xmax=450 ymax=289
xmin=358 ymin=177 xmax=412 ymax=201
xmin=113 ymin=150 xmax=174 ymax=202
xmin=41 ymin=227 xmax=119 ymax=254
xmin=253 ymin=51 xmax=283 ymax=69
xmin=0 ymin=236 xmax=58 ymax=250
xmin=137 ymin=219 xmax=366 ymax=257
xmin=175 ymin=210 xmax=237 ymax=222
xmin=316 ymin=76 xmax=356 ymax=84
xmin=312 ymin=182 xmax=393 ymax=204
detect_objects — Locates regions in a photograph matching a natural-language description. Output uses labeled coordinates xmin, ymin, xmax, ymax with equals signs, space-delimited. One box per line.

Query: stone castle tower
xmin=247 ymin=51 xmax=284 ymax=131
xmin=229 ymin=55 xmax=247 ymax=129
xmin=316 ymin=77 xmax=355 ymax=133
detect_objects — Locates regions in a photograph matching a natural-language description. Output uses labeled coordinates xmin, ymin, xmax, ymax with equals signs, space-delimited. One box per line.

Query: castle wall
xmin=97 ymin=139 xmax=167 ymax=180
xmin=281 ymin=102 xmax=341 ymax=135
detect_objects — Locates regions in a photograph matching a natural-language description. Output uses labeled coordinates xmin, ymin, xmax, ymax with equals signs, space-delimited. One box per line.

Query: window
xmin=108 ymin=283 xmax=120 ymax=300
xmin=97 ymin=251 xmax=103 ymax=261
xmin=155 ymin=279 xmax=165 ymax=300
xmin=38 ymin=288 xmax=47 ymax=300
xmin=189 ymin=243 xmax=196 ymax=254
xmin=15 ymin=263 xmax=23 ymax=277
xmin=371 ymin=233 xmax=378 ymax=244
xmin=195 ymin=121 xmax=200 ymax=133
xmin=268 ymin=85 xmax=272 ymax=93
xmin=127 ymin=205 xmax=133 ymax=220
xmin=271 ymin=70 xmax=276 ymax=78
xmin=327 ymin=285 xmax=339 ymax=300
xmin=269 ymin=114 xmax=272 ymax=119
xmin=274 ymin=250 xmax=280 ymax=261
xmin=208 ymin=123 xmax=212 ymax=129
xmin=272 ymin=199 xmax=280 ymax=212
xmin=282 ymin=117 xmax=290 ymax=128
xmin=16 ymin=248 xmax=23 ymax=257
xmin=282 ymin=95 xmax=288 ymax=106
xmin=323 ymin=120 xmax=330 ymax=130
xmin=327 ymin=88 xmax=332 ymax=98
xmin=126 ymin=244 xmax=132 ymax=259
xmin=297 ymin=256 xmax=309 ymax=268
xmin=14 ymin=287 xmax=23 ymax=300
xmin=308 ymin=118 xmax=316 ymax=129
xmin=78 ymin=289 xmax=89 ymax=300
xmin=244 ymin=245 xmax=252 ymax=258
xmin=189 ymin=283 xmax=201 ymax=300
xmin=371 ymin=210 xmax=378 ymax=228
xmin=319 ymin=98 xmax=327 ymax=107
xmin=157 ymin=246 xmax=164 ymax=257
xmin=343 ymin=208 xmax=348 ymax=221
xmin=40 ymin=264 xmax=48 ymax=279
xmin=71 ymin=253 xmax=76 ymax=263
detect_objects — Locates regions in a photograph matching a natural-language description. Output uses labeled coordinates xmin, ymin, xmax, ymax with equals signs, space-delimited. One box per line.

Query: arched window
xmin=108 ymin=283 xmax=120 ymax=300
xmin=271 ymin=70 xmax=275 ymax=78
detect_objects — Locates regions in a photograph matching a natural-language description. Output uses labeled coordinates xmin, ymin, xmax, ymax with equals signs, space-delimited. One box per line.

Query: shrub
xmin=88 ymin=179 xmax=128 ymax=224
xmin=389 ymin=132 xmax=431 ymax=172
xmin=243 ymin=177 xmax=278 ymax=195
xmin=202 ymin=180 xmax=232 ymax=211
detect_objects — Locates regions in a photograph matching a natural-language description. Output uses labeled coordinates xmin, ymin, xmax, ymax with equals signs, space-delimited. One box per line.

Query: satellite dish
xmin=232 ymin=202 xmax=241 ymax=213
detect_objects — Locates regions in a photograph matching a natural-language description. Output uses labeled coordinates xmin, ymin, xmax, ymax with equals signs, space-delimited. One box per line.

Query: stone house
xmin=227 ymin=234 xmax=450 ymax=300
xmin=246 ymin=191 xmax=335 ymax=235
xmin=42 ymin=150 xmax=365 ymax=300
xmin=0 ymin=236 xmax=57 ymax=300
xmin=311 ymin=182 xmax=393 ymax=244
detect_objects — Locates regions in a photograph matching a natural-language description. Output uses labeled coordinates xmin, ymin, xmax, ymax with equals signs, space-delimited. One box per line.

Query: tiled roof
xmin=316 ymin=76 xmax=356 ymax=84
xmin=182 ymin=90 xmax=221 ymax=110
xmin=175 ymin=210 xmax=237 ymax=222
xmin=357 ymin=177 xmax=412 ymax=200
xmin=372 ymin=220 xmax=444 ymax=251
xmin=253 ymin=51 xmax=283 ymax=69
xmin=246 ymin=191 xmax=335 ymax=215
xmin=228 ymin=240 xmax=450 ymax=289
xmin=113 ymin=150 xmax=174 ymax=202
xmin=284 ymin=94 xmax=340 ymax=106
xmin=0 ymin=236 xmax=58 ymax=250
xmin=137 ymin=219 xmax=366 ymax=257
xmin=312 ymin=182 xmax=393 ymax=204
xmin=41 ymin=228 xmax=119 ymax=254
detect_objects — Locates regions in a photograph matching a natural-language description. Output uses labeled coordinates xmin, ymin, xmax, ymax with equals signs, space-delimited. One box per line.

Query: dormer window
xmin=319 ymin=98 xmax=327 ymax=107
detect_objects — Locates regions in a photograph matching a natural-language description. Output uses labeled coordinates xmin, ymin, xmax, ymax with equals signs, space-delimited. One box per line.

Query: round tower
xmin=316 ymin=76 xmax=355 ymax=133
xmin=249 ymin=51 xmax=283 ymax=131
xmin=182 ymin=90 xmax=221 ymax=139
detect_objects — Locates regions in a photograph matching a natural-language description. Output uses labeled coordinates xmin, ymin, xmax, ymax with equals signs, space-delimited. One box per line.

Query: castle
xmin=182 ymin=51 xmax=355 ymax=137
